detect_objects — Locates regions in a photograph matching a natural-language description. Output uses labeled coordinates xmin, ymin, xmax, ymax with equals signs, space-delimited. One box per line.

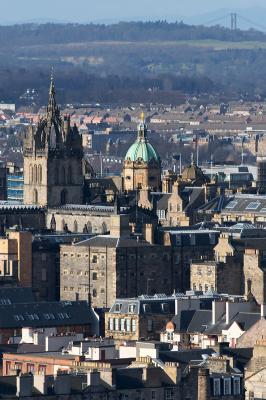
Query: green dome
xmin=125 ymin=140 xmax=159 ymax=163
xmin=125 ymin=121 xmax=160 ymax=163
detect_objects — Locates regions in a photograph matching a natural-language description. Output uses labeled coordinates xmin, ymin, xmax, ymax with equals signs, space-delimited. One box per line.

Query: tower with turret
xmin=123 ymin=114 xmax=161 ymax=191
xmin=23 ymin=76 xmax=83 ymax=207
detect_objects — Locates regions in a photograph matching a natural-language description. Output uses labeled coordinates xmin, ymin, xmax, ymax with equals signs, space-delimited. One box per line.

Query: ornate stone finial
xmin=141 ymin=111 xmax=145 ymax=122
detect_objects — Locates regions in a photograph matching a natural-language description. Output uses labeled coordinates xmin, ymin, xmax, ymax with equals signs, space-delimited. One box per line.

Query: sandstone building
xmin=23 ymin=76 xmax=83 ymax=207
xmin=123 ymin=114 xmax=161 ymax=192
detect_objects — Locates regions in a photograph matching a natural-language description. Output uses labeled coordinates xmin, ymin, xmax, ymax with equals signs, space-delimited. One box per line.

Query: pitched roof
xmin=0 ymin=301 xmax=96 ymax=329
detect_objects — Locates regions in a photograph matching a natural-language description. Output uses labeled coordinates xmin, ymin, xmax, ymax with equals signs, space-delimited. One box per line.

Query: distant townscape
xmin=0 ymin=74 xmax=265 ymax=399
xmin=0 ymin=17 xmax=266 ymax=399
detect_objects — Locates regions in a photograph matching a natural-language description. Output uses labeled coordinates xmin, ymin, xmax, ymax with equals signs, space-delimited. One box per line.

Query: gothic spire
xmin=47 ymin=71 xmax=57 ymax=120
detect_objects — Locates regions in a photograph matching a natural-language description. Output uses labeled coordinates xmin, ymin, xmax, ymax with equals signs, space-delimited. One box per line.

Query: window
xmin=132 ymin=319 xmax=136 ymax=332
xmin=92 ymin=289 xmax=97 ymax=298
xmin=27 ymin=313 xmax=39 ymax=321
xmin=43 ymin=313 xmax=55 ymax=320
xmin=147 ymin=319 xmax=153 ymax=332
xmin=14 ymin=363 xmax=22 ymax=371
xmin=92 ymin=255 xmax=98 ymax=263
xmin=223 ymin=378 xmax=231 ymax=395
xmin=114 ymin=318 xmax=119 ymax=331
xmin=92 ymin=272 xmax=97 ymax=280
xmin=126 ymin=318 xmax=131 ymax=332
xmin=120 ymin=318 xmax=125 ymax=331
xmin=27 ymin=364 xmax=35 ymax=373
xmin=165 ymin=388 xmax=174 ymax=400
xmin=233 ymin=378 xmax=241 ymax=395
xmin=246 ymin=201 xmax=260 ymax=210
xmin=213 ymin=378 xmax=221 ymax=396
xmin=225 ymin=201 xmax=237 ymax=209
xmin=109 ymin=318 xmax=114 ymax=330
xmin=39 ymin=365 xmax=47 ymax=375
xmin=152 ymin=391 xmax=156 ymax=399
xmin=114 ymin=303 xmax=122 ymax=312
xmin=33 ymin=188 xmax=38 ymax=204
xmin=63 ymin=269 xmax=68 ymax=275
xmin=128 ymin=304 xmax=136 ymax=313
xmin=175 ymin=255 xmax=180 ymax=264
xmin=205 ymin=285 xmax=209 ymax=292
xmin=167 ymin=332 xmax=174 ymax=341
xmin=143 ymin=304 xmax=151 ymax=313
xmin=161 ymin=303 xmax=169 ymax=313
xmin=190 ymin=234 xmax=196 ymax=246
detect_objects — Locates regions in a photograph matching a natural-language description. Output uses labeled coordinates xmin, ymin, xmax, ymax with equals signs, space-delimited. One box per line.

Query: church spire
xmin=47 ymin=70 xmax=57 ymax=120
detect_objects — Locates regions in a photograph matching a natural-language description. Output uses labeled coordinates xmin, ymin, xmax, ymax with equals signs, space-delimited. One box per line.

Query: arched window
xmin=102 ymin=222 xmax=107 ymax=234
xmin=29 ymin=164 xmax=33 ymax=183
xmin=33 ymin=189 xmax=38 ymax=204
xmin=86 ymin=221 xmax=92 ymax=234
xmin=61 ymin=167 xmax=66 ymax=184
xmin=38 ymin=165 xmax=42 ymax=184
xmin=73 ymin=220 xmax=78 ymax=233
xmin=34 ymin=165 xmax=38 ymax=184
xmin=54 ymin=167 xmax=59 ymax=185
xmin=68 ymin=166 xmax=72 ymax=184
xmin=60 ymin=190 xmax=67 ymax=205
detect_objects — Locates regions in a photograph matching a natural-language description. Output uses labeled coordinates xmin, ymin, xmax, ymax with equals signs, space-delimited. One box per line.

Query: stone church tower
xmin=23 ymin=77 xmax=83 ymax=207
xmin=123 ymin=115 xmax=161 ymax=191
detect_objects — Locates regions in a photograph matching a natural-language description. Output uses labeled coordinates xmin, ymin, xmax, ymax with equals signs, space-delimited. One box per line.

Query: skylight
xmin=225 ymin=201 xmax=237 ymax=209
xmin=245 ymin=201 xmax=261 ymax=210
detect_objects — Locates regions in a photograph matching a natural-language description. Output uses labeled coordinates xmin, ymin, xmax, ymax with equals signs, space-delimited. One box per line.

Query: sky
xmin=1 ymin=0 xmax=265 ymax=24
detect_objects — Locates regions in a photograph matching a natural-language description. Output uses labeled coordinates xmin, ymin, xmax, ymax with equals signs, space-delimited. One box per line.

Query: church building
xmin=23 ymin=76 xmax=83 ymax=207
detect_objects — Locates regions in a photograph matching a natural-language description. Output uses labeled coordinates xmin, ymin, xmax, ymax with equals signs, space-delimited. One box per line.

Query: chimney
xmin=110 ymin=214 xmax=130 ymax=238
xmin=54 ymin=374 xmax=71 ymax=395
xmin=261 ymin=304 xmax=266 ymax=319
xmin=87 ymin=371 xmax=100 ymax=387
xmin=142 ymin=224 xmax=154 ymax=244
xmin=138 ymin=187 xmax=152 ymax=210
xmin=212 ymin=301 xmax=226 ymax=325
xmin=16 ymin=374 xmax=33 ymax=397
xmin=197 ymin=368 xmax=211 ymax=400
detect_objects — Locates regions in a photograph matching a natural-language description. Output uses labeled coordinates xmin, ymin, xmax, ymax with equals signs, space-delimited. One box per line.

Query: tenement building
xmin=60 ymin=215 xmax=174 ymax=308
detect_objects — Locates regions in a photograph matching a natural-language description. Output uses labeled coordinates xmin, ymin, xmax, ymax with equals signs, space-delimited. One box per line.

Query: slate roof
xmin=109 ymin=297 xmax=176 ymax=315
xmin=75 ymin=235 xmax=152 ymax=248
xmin=187 ymin=310 xmax=212 ymax=333
xmin=171 ymin=310 xmax=196 ymax=332
xmin=221 ymin=194 xmax=266 ymax=215
xmin=0 ymin=288 xmax=35 ymax=305
xmin=0 ymin=301 xmax=95 ymax=329
xmin=159 ymin=348 xmax=215 ymax=366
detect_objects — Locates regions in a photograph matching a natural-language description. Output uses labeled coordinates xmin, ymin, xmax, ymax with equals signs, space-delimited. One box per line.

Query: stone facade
xmin=23 ymin=78 xmax=83 ymax=207
xmin=60 ymin=238 xmax=173 ymax=308
xmin=243 ymin=248 xmax=266 ymax=304
xmin=190 ymin=259 xmax=242 ymax=295
xmin=0 ymin=231 xmax=32 ymax=288
xmin=123 ymin=158 xmax=161 ymax=192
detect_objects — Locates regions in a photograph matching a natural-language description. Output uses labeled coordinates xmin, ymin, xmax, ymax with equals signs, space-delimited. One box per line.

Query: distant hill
xmin=0 ymin=21 xmax=266 ymax=47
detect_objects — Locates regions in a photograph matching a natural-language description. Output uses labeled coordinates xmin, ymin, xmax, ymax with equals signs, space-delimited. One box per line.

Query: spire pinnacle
xmin=140 ymin=111 xmax=145 ymax=123
xmin=47 ymin=69 xmax=57 ymax=119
